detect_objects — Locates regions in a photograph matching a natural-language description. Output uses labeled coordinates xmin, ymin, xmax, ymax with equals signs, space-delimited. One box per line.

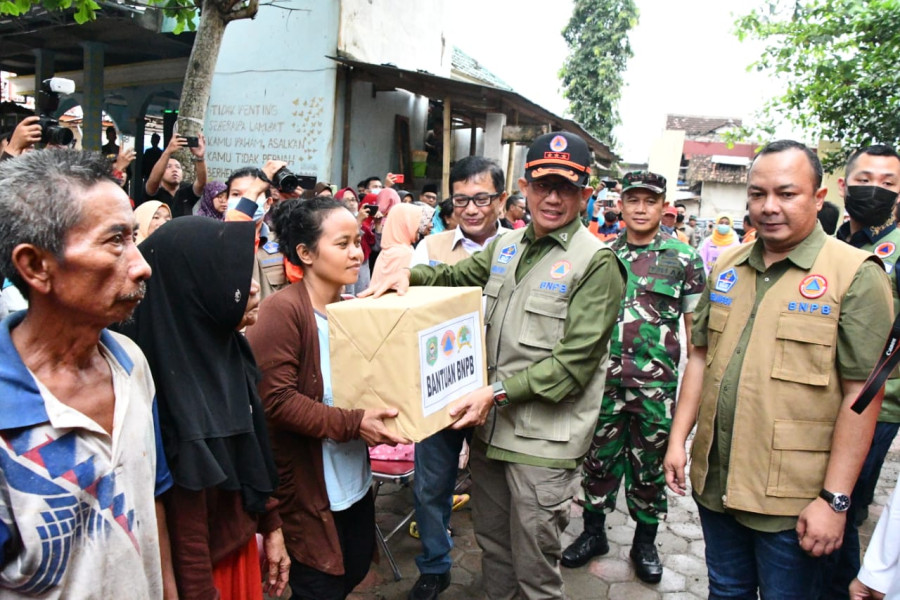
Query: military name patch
xmin=876 ymin=241 xmax=896 ymax=258
xmin=788 ymin=301 xmax=832 ymax=315
xmin=799 ymin=274 xmax=827 ymax=299
xmin=550 ymin=260 xmax=571 ymax=279
xmin=498 ymin=244 xmax=517 ymax=264
xmin=709 ymin=292 xmax=732 ymax=306
xmin=715 ymin=268 xmax=738 ymax=293
xmin=539 ymin=281 xmax=568 ymax=293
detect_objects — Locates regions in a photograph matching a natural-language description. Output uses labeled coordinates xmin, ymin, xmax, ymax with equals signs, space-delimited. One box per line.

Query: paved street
xmin=347 ymin=434 xmax=900 ymax=600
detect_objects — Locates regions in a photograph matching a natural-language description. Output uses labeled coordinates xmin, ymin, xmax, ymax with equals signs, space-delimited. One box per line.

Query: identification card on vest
xmin=419 ymin=310 xmax=484 ymax=417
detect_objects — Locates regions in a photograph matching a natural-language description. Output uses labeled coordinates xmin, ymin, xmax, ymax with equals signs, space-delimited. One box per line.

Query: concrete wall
xmin=342 ymin=79 xmax=429 ymax=187
xmin=338 ymin=0 xmax=450 ymax=76
xmin=204 ymin=0 xmax=340 ymax=183
xmin=699 ymin=181 xmax=747 ymax=221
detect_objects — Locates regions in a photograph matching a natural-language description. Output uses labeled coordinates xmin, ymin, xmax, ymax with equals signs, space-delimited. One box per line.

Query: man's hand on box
xmin=360 ymin=408 xmax=409 ymax=446
xmin=449 ymin=386 xmax=494 ymax=429
xmin=357 ymin=268 xmax=410 ymax=299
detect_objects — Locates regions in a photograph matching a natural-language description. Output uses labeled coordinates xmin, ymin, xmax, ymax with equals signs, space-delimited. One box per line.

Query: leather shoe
xmin=630 ymin=542 xmax=663 ymax=583
xmin=408 ymin=572 xmax=451 ymax=600
xmin=561 ymin=529 xmax=610 ymax=568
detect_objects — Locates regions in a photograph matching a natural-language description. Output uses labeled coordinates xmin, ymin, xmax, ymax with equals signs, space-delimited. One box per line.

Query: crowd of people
xmin=1 ymin=112 xmax=900 ymax=600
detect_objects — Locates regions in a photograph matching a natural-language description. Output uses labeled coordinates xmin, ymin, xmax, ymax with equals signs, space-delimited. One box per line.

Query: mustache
xmin=118 ymin=281 xmax=147 ymax=303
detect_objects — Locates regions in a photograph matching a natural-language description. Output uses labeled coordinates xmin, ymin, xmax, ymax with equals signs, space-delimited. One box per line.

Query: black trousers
xmin=288 ymin=490 xmax=376 ymax=600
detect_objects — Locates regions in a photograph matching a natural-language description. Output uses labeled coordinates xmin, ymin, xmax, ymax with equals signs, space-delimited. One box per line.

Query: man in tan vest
xmin=663 ymin=140 xmax=893 ymax=598
xmin=364 ymin=131 xmax=626 ymax=600
xmin=406 ymin=156 xmax=509 ymax=600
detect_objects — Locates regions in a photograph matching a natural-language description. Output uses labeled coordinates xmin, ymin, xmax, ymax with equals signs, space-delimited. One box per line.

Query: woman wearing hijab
xmin=370 ymin=203 xmax=431 ymax=288
xmin=119 ymin=217 xmax=288 ymax=600
xmin=134 ymin=200 xmax=171 ymax=244
xmin=197 ymin=181 xmax=228 ymax=220
xmin=348 ymin=190 xmax=384 ymax=295
xmin=698 ymin=214 xmax=741 ymax=274
xmin=246 ymin=197 xmax=406 ymax=600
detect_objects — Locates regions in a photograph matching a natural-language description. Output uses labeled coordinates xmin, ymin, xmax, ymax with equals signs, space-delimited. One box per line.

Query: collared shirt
xmin=0 ymin=312 xmax=172 ymax=598
xmin=691 ymin=224 xmax=891 ymax=531
xmin=409 ymin=222 xmax=507 ymax=267
xmin=410 ymin=218 xmax=625 ymax=468
xmin=607 ymin=230 xmax=705 ymax=388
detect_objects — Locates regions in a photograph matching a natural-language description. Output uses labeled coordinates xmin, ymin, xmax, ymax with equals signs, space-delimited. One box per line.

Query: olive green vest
xmin=691 ymin=237 xmax=876 ymax=515
xmin=477 ymin=226 xmax=614 ymax=460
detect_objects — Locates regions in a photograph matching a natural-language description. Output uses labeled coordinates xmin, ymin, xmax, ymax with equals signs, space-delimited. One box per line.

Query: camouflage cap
xmin=622 ymin=170 xmax=666 ymax=195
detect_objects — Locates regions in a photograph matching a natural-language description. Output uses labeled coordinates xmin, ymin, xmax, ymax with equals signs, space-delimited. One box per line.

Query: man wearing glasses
xmin=364 ymin=132 xmax=625 ymax=600
xmin=406 ymin=156 xmax=510 ymax=600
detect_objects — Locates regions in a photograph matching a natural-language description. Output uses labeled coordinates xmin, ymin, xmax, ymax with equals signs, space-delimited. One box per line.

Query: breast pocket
xmin=706 ymin=304 xmax=729 ymax=366
xmin=645 ymin=278 xmax=682 ymax=322
xmin=771 ymin=314 xmax=837 ymax=386
xmin=483 ymin=278 xmax=502 ymax=327
xmin=519 ymin=293 xmax=567 ymax=350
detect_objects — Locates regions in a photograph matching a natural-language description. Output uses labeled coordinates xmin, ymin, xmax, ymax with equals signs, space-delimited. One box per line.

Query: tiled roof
xmin=686 ymin=154 xmax=749 ymax=185
xmin=666 ymin=114 xmax=742 ymax=137
xmin=451 ymin=46 xmax=512 ymax=91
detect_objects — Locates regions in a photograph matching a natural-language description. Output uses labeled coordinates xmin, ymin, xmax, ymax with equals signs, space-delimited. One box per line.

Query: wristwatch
xmin=819 ymin=489 xmax=851 ymax=512
xmin=492 ymin=381 xmax=510 ymax=408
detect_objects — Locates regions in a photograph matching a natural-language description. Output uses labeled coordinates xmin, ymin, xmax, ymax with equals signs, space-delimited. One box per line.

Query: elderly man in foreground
xmin=0 ymin=150 xmax=175 ymax=599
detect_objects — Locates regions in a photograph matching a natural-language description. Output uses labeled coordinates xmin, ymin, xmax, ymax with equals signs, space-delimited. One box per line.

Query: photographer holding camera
xmin=144 ymin=131 xmax=207 ymax=216
xmin=0 ymin=117 xmax=42 ymax=162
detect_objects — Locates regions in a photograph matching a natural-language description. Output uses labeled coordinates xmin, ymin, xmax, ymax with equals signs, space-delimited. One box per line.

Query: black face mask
xmin=845 ymin=185 xmax=899 ymax=227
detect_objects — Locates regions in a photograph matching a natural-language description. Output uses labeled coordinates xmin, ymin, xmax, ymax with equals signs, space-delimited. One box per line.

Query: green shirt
xmin=410 ymin=218 xmax=625 ymax=468
xmin=692 ymin=224 xmax=892 ymax=532
xmin=837 ymin=220 xmax=900 ymax=423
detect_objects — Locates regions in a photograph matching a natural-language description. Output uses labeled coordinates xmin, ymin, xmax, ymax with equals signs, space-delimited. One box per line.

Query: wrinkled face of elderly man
xmin=0 ymin=149 xmax=151 ymax=328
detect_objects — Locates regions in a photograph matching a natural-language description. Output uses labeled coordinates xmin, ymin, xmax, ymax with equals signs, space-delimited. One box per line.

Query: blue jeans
xmin=412 ymin=427 xmax=472 ymax=575
xmin=823 ymin=420 xmax=900 ymax=599
xmin=697 ymin=503 xmax=826 ymax=599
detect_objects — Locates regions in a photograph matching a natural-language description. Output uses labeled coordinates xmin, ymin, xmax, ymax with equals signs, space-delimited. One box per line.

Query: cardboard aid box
xmin=327 ymin=287 xmax=487 ymax=442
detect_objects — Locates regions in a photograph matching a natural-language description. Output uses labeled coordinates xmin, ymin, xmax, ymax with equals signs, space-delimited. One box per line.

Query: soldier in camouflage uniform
xmin=562 ymin=171 xmax=706 ymax=583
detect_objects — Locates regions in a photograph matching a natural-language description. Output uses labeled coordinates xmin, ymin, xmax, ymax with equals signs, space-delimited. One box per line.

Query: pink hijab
xmin=376 ymin=188 xmax=401 ymax=216
xmin=370 ymin=203 xmax=424 ymax=287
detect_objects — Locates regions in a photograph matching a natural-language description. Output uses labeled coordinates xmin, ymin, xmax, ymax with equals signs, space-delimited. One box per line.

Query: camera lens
xmin=273 ymin=166 xmax=299 ymax=194
xmin=49 ymin=126 xmax=74 ymax=146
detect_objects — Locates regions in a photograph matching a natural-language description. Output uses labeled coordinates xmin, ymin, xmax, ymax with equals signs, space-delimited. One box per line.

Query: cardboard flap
xmin=328 ymin=303 xmax=409 ymax=361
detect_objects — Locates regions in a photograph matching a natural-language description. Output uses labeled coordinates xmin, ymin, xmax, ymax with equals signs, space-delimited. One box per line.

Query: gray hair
xmin=0 ymin=149 xmax=116 ymax=295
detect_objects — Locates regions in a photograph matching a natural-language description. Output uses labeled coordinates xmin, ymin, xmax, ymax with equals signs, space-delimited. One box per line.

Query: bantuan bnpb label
xmin=419 ymin=311 xmax=484 ymax=417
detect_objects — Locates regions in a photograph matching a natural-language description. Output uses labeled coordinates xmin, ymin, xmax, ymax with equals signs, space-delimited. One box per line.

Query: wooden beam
xmin=442 ymin=97 xmax=452 ymax=199
xmin=502 ymin=124 xmax=549 ymax=144
xmin=341 ymin=66 xmax=352 ymax=188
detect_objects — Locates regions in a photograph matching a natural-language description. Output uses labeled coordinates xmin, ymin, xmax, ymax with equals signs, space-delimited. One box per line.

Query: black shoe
xmin=561 ymin=529 xmax=610 ymax=568
xmin=630 ymin=542 xmax=663 ymax=583
xmin=408 ymin=572 xmax=451 ymax=600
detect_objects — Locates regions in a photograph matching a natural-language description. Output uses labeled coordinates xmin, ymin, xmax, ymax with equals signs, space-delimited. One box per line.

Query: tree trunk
xmin=176 ymin=4 xmax=226 ymax=180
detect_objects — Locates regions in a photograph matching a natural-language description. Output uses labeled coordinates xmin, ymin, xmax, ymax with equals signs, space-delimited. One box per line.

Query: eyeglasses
xmin=529 ymin=180 xmax=582 ymax=200
xmin=451 ymin=192 xmax=502 ymax=208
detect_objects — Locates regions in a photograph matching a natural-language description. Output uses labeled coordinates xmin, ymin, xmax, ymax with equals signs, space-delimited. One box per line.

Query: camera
xmin=37 ymin=77 xmax=75 ymax=146
xmin=270 ymin=166 xmax=316 ymax=195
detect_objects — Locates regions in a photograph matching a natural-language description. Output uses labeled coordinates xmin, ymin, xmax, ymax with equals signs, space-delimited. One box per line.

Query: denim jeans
xmin=412 ymin=426 xmax=472 ymax=574
xmin=823 ymin=421 xmax=900 ymax=599
xmin=697 ymin=503 xmax=826 ymax=599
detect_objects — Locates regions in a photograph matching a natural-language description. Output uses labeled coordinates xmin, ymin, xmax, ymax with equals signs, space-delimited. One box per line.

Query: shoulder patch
xmin=715 ymin=268 xmax=737 ymax=293
xmin=262 ymin=241 xmax=280 ymax=254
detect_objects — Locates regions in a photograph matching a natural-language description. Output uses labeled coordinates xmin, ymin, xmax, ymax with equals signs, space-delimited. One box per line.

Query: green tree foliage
xmin=735 ymin=0 xmax=900 ymax=170
xmin=0 ymin=0 xmax=197 ymax=31
xmin=560 ymin=0 xmax=638 ymax=148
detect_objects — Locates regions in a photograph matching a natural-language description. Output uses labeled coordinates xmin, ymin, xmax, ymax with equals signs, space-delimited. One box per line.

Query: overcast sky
xmin=448 ymin=0 xmax=787 ymax=163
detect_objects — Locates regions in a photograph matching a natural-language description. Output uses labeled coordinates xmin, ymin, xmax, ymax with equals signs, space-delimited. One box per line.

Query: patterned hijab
xmin=197 ymin=181 xmax=227 ymax=220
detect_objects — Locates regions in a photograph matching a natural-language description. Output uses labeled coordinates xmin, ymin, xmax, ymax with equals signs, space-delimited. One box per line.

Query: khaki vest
xmin=478 ymin=226 xmax=615 ymax=459
xmin=425 ymin=230 xmax=473 ymax=266
xmin=255 ymin=236 xmax=288 ymax=301
xmin=691 ymin=237 xmax=876 ymax=515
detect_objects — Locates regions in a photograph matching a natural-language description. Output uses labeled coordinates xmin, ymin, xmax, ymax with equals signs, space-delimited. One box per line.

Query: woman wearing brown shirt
xmin=246 ymin=196 xmax=406 ymax=600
